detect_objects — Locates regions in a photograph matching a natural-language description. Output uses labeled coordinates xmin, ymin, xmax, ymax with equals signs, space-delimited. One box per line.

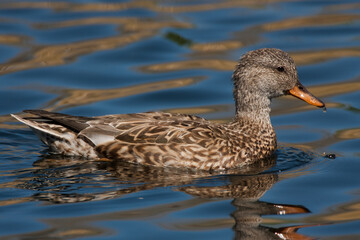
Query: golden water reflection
xmin=42 ymin=77 xmax=204 ymax=111
xmin=0 ymin=1 xmax=358 ymax=76
xmin=262 ymin=14 xmax=360 ymax=31
xmin=33 ymin=17 xmax=192 ymax=33
xmin=1 ymin=0 xmax=357 ymax=14
xmin=0 ymin=31 xmax=155 ymax=75
xmin=0 ymin=34 xmax=30 ymax=46
xmin=140 ymin=48 xmax=360 ymax=73
xmin=0 ymin=0 xmax=293 ymax=13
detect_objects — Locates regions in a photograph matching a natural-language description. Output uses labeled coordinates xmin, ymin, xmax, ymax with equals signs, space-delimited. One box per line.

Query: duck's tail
xmin=11 ymin=110 xmax=98 ymax=158
xmin=11 ymin=113 xmax=67 ymax=142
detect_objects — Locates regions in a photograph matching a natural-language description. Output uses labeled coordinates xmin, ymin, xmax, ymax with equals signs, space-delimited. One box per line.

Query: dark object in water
xmin=324 ymin=153 xmax=336 ymax=159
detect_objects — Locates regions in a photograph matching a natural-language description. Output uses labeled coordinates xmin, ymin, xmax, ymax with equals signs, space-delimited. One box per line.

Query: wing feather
xmin=81 ymin=112 xmax=216 ymax=146
xmin=85 ymin=112 xmax=234 ymax=170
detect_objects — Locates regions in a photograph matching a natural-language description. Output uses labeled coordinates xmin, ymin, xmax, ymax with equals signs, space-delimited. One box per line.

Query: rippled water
xmin=0 ymin=0 xmax=359 ymax=239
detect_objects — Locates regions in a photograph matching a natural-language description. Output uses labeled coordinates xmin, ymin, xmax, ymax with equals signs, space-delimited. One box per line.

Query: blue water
xmin=0 ymin=0 xmax=359 ymax=239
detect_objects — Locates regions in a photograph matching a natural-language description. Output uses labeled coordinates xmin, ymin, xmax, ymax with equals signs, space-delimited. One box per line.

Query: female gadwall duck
xmin=12 ymin=48 xmax=325 ymax=171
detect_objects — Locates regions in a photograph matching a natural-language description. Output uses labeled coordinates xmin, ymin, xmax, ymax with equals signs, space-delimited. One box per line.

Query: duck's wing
xmin=85 ymin=112 xmax=231 ymax=169
xmin=88 ymin=111 xmax=214 ymax=144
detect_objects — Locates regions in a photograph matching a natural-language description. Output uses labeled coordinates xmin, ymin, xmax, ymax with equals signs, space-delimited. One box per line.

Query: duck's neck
xmin=233 ymin=93 xmax=273 ymax=128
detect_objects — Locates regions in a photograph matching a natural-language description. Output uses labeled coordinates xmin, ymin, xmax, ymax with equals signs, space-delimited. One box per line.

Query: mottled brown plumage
xmin=12 ymin=48 xmax=325 ymax=171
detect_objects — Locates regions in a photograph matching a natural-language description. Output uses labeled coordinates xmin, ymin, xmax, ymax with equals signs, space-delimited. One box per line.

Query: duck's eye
xmin=276 ymin=66 xmax=285 ymax=72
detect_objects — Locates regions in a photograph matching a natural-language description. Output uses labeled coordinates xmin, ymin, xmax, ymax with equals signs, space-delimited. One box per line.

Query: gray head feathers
xmin=232 ymin=48 xmax=299 ymax=115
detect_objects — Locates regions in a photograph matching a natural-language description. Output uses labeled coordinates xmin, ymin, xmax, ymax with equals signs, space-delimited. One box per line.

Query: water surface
xmin=0 ymin=0 xmax=359 ymax=239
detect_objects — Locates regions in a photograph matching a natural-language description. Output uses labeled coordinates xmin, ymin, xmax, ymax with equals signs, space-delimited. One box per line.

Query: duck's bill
xmin=288 ymin=82 xmax=325 ymax=108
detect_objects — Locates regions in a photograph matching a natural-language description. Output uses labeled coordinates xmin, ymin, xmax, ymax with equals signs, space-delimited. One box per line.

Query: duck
xmin=12 ymin=48 xmax=325 ymax=171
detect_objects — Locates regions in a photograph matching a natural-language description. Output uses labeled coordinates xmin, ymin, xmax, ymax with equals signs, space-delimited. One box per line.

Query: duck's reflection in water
xmin=21 ymin=154 xmax=311 ymax=239
xmin=231 ymin=199 xmax=310 ymax=239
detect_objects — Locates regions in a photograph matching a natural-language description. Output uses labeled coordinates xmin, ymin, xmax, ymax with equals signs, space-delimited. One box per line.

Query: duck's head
xmin=233 ymin=48 xmax=325 ymax=113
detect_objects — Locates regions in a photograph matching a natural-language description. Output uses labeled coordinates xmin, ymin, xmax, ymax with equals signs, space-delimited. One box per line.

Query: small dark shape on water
xmin=324 ymin=153 xmax=336 ymax=159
